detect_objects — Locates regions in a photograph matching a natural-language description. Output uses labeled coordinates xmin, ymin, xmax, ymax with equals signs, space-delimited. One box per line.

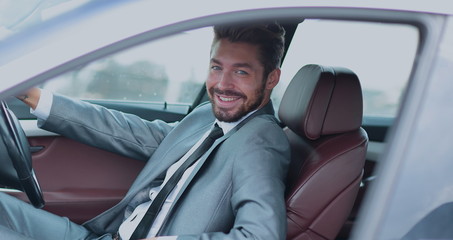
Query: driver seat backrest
xmin=278 ymin=64 xmax=368 ymax=240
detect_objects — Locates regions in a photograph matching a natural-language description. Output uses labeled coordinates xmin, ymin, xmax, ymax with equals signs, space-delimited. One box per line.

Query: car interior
xmin=0 ymin=10 xmax=419 ymax=239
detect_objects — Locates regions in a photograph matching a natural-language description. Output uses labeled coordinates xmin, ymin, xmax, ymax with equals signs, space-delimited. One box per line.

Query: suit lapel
xmin=168 ymin=129 xmax=232 ymax=204
xmin=127 ymin=123 xmax=212 ymax=199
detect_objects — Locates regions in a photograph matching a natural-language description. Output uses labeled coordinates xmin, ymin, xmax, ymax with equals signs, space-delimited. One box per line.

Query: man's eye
xmin=211 ymin=66 xmax=221 ymax=71
xmin=236 ymin=70 xmax=248 ymax=75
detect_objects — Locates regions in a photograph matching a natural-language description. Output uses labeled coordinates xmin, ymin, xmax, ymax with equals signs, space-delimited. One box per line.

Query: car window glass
xmin=41 ymin=27 xmax=213 ymax=104
xmin=273 ymin=19 xmax=419 ymax=118
xmin=0 ymin=0 xmax=87 ymax=40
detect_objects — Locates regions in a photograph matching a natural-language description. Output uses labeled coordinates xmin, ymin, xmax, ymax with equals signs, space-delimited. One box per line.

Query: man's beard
xmin=208 ymin=85 xmax=265 ymax=123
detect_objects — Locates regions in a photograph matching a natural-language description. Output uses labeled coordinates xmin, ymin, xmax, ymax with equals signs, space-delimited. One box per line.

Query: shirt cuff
xmin=30 ymin=89 xmax=53 ymax=121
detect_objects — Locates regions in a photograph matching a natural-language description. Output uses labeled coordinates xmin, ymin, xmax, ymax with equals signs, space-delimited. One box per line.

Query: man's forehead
xmin=210 ymin=39 xmax=262 ymax=67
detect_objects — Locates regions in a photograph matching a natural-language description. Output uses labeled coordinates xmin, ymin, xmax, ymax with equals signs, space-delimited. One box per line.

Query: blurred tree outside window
xmin=42 ymin=27 xmax=212 ymax=105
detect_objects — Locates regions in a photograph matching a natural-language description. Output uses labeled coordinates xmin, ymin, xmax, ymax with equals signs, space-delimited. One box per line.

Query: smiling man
xmin=1 ymin=23 xmax=290 ymax=240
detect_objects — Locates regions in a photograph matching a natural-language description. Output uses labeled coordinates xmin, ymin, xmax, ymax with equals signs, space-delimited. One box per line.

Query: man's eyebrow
xmin=233 ymin=63 xmax=253 ymax=69
xmin=210 ymin=58 xmax=254 ymax=69
xmin=211 ymin=58 xmax=221 ymax=65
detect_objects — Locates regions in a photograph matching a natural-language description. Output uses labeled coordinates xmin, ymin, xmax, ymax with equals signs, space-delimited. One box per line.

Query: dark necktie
xmin=130 ymin=124 xmax=224 ymax=240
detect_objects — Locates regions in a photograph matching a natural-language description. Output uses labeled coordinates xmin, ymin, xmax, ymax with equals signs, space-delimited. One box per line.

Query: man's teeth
xmin=220 ymin=96 xmax=236 ymax=101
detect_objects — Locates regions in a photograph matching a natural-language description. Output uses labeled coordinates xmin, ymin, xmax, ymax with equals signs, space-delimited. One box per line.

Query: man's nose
xmin=217 ymin=72 xmax=234 ymax=89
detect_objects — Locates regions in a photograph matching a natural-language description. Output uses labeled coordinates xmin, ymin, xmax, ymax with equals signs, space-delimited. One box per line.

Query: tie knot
xmin=209 ymin=124 xmax=224 ymax=140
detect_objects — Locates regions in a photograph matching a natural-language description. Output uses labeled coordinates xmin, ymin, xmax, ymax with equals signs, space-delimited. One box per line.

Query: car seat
xmin=278 ymin=64 xmax=368 ymax=240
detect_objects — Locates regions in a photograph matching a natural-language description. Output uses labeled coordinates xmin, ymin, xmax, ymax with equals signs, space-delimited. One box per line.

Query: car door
xmin=5 ymin=27 xmax=213 ymax=224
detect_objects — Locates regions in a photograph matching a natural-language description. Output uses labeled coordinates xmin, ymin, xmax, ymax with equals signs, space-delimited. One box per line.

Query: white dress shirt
xmin=32 ymin=89 xmax=255 ymax=239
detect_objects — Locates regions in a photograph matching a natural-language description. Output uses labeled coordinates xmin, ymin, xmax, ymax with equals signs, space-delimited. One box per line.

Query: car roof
xmin=0 ymin=0 xmax=451 ymax=98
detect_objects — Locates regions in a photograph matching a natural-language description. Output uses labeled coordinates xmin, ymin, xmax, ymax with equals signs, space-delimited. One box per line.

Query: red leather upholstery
xmin=279 ymin=64 xmax=368 ymax=240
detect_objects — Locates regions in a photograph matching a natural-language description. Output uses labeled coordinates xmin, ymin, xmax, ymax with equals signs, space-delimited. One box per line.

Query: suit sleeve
xmin=175 ymin=117 xmax=291 ymax=240
xmin=38 ymin=94 xmax=175 ymax=161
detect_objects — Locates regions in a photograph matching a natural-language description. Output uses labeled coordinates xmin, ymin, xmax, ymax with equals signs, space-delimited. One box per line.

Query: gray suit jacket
xmin=39 ymin=94 xmax=291 ymax=240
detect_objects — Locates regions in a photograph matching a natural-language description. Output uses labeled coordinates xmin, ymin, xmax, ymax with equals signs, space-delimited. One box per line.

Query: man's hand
xmin=16 ymin=87 xmax=41 ymax=110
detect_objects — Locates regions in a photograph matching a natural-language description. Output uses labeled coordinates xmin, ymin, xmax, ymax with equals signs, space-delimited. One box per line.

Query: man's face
xmin=206 ymin=39 xmax=279 ymax=122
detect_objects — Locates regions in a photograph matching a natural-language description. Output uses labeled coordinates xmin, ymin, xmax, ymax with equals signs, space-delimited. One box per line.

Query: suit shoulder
xmin=178 ymin=101 xmax=214 ymax=126
xmin=190 ymin=101 xmax=212 ymax=115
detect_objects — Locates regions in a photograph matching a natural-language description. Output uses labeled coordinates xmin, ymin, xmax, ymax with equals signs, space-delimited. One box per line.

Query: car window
xmin=0 ymin=0 xmax=87 ymax=40
xmin=41 ymin=27 xmax=213 ymax=104
xmin=274 ymin=19 xmax=419 ymax=119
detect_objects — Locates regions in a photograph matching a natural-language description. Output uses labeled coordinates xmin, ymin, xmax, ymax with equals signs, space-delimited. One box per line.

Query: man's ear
xmin=266 ymin=68 xmax=281 ymax=90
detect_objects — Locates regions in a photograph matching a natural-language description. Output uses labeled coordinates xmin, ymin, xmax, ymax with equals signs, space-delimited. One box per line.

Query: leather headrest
xmin=278 ymin=64 xmax=363 ymax=140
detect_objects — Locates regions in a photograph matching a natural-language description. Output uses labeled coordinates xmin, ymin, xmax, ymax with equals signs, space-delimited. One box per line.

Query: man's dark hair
xmin=213 ymin=22 xmax=286 ymax=78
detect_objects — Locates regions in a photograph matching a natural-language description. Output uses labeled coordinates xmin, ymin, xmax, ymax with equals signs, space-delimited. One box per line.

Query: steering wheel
xmin=0 ymin=101 xmax=44 ymax=208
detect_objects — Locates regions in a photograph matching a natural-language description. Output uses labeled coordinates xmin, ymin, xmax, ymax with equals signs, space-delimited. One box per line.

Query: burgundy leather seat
xmin=278 ymin=64 xmax=368 ymax=240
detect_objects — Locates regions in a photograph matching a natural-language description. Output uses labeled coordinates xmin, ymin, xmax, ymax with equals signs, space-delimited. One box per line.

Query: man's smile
xmin=219 ymin=96 xmax=237 ymax=102
xmin=213 ymin=89 xmax=246 ymax=108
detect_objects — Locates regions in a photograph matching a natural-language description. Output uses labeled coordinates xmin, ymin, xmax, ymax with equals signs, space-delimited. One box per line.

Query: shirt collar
xmin=215 ymin=109 xmax=258 ymax=135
